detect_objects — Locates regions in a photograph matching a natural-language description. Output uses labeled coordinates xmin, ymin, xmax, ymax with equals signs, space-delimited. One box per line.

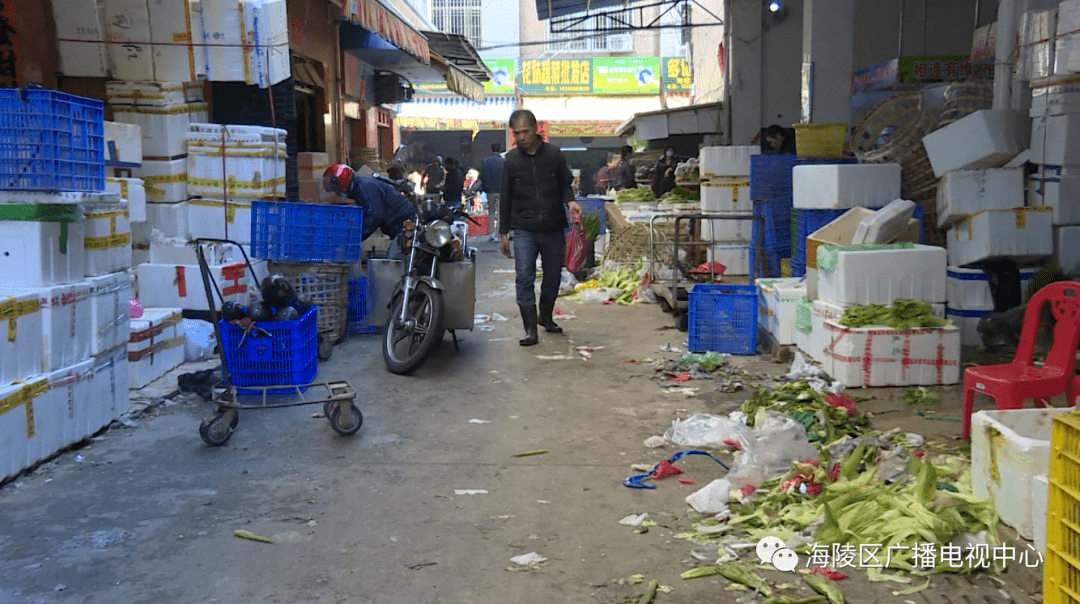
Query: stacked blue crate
xmin=751 ymin=196 xmax=793 ymax=278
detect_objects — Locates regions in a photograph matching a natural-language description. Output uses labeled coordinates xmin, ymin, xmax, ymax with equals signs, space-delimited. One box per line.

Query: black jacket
xmin=500 ymin=141 xmax=574 ymax=234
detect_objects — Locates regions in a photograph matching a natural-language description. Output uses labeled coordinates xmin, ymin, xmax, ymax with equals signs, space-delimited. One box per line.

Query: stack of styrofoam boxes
xmin=298 ymin=152 xmax=332 ymax=203
xmin=700 ymin=146 xmax=758 ymax=275
xmin=756 ymin=278 xmax=807 ymax=346
xmin=808 ymin=242 xmax=958 ymax=387
xmin=136 ymin=234 xmax=267 ymax=311
xmin=201 ymin=0 xmax=290 ymax=88
xmin=102 ymin=0 xmax=208 ymax=83
xmin=50 ymin=0 xmax=108 ymax=77
xmin=186 ymin=123 xmax=286 ymax=244
xmin=128 ymin=308 xmax=186 ymax=389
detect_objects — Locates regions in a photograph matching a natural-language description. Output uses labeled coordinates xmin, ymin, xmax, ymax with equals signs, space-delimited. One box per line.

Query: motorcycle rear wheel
xmin=383 ymin=281 xmax=445 ymax=375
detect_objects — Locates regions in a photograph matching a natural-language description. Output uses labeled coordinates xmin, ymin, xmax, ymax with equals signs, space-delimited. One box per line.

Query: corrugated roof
xmin=535 ymin=0 xmax=630 ymax=21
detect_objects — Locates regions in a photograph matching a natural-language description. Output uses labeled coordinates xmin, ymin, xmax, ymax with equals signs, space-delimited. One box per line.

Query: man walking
xmin=499 ymin=109 xmax=582 ymax=346
xmin=480 ymin=142 xmax=505 ymax=241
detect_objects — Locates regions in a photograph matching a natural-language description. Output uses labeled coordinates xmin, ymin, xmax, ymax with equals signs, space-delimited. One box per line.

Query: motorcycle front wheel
xmin=383 ymin=281 xmax=446 ymax=375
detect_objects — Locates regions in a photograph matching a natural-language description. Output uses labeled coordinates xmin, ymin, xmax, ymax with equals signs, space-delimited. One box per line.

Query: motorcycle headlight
xmin=425 ymin=220 xmax=453 ymax=247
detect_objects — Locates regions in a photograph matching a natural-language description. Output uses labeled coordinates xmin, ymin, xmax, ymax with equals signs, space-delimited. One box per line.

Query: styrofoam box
xmin=203 ymin=0 xmax=290 ymax=88
xmin=129 ymin=308 xmax=184 ymax=390
xmin=817 ymin=244 xmax=947 ymax=306
xmin=0 ymin=288 xmax=43 ymax=387
xmin=945 ymin=306 xmax=990 ymax=347
xmin=1028 ymin=165 xmax=1080 ymax=225
xmin=186 ymin=200 xmax=253 ymax=244
xmin=86 ymin=345 xmax=130 ymax=437
xmin=136 ymin=260 xmax=266 ymax=311
xmin=809 ymin=298 xmax=946 ymax=368
xmin=700 ymin=146 xmax=759 ymax=178
xmin=298 ymin=179 xmax=334 ymax=203
xmin=971 ymin=407 xmax=1070 ymax=541
xmin=187 ymin=124 xmax=287 ymax=199
xmin=298 ymin=152 xmax=330 ymax=181
xmin=1033 ymin=474 xmax=1049 ymax=557
xmin=38 ymin=359 xmax=95 ymax=464
xmin=1055 ymin=0 xmax=1080 ymax=74
xmin=105 ymin=177 xmax=147 ymax=223
xmin=1019 ymin=8 xmax=1057 ymax=81
xmin=189 ymin=1 xmax=207 ymax=79
xmin=1030 ymin=113 xmax=1080 ymax=166
xmin=936 ymin=167 xmax=1025 ymax=228
xmin=700 ymin=178 xmax=752 ymax=213
xmin=106 ymin=81 xmax=191 ymax=108
xmin=134 ymin=159 xmax=189 ymax=203
xmin=757 ymin=278 xmax=796 ymax=329
xmin=821 ymin=318 xmax=960 ymax=387
xmin=922 ymin=110 xmax=1031 ymax=177
xmin=83 ymin=202 xmax=133 ymax=277
xmin=701 ymin=216 xmax=755 ymax=244
xmin=103 ymin=121 xmax=142 ymax=166
xmin=1030 ymin=83 xmax=1080 ymax=116
xmin=0 ymin=219 xmax=86 ymax=288
xmin=1056 ymin=225 xmax=1080 ymax=275
xmin=145 ymin=201 xmax=189 ymax=238
xmin=112 ymin=103 xmax=209 ymax=159
xmin=50 ymin=0 xmax=108 ymax=77
xmin=756 ymin=278 xmax=806 ymax=346
xmin=707 ymin=245 xmax=752 ymax=276
xmin=87 ymin=272 xmax=133 ymax=356
xmin=148 ymin=0 xmax=202 ymax=82
xmin=0 ymin=378 xmax=49 ymax=480
xmin=35 ymin=281 xmax=93 ymax=372
xmin=102 ymin=0 xmax=155 ymax=81
xmin=946 ymin=208 xmax=1054 ymax=267
xmin=946 ymin=266 xmax=1039 ymax=311
xmin=792 ymin=164 xmax=901 ymax=210
xmin=150 ymin=236 xmax=238 ymax=265
xmin=0 ymin=191 xmax=119 ymax=205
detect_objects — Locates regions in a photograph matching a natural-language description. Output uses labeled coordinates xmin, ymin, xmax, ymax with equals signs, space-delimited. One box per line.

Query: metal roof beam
xmin=548 ymin=0 xmax=721 ymax=35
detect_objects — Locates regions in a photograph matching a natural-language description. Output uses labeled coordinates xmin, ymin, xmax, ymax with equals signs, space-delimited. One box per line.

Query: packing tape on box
xmin=128 ymin=335 xmax=185 ymax=362
xmin=188 ymin=176 xmax=286 ymax=191
xmin=85 ymin=232 xmax=131 ymax=250
xmin=187 ymin=199 xmax=254 ymax=223
xmin=1 ymin=296 xmax=39 ymax=342
xmin=187 ymin=141 xmax=287 ymax=157
xmin=141 ymin=172 xmax=188 ymax=197
xmin=110 ymin=102 xmax=209 ymax=116
xmin=106 ymin=178 xmax=130 ymax=201
xmin=130 ymin=311 xmax=183 ymax=343
xmin=0 ymin=378 xmax=46 ymax=437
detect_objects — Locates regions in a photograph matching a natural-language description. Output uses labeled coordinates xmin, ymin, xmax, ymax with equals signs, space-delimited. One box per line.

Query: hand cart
xmin=192 ymin=238 xmax=363 ymax=446
xmin=647 ymin=211 xmax=766 ymax=330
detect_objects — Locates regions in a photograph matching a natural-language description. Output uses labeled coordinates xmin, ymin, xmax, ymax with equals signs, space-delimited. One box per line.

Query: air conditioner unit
xmin=607 ymin=34 xmax=633 ymax=52
xmin=374 ymin=72 xmax=414 ymax=105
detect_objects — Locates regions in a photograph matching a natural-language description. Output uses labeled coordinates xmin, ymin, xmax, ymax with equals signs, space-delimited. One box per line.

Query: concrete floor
xmin=0 ymin=238 xmax=1045 ymax=604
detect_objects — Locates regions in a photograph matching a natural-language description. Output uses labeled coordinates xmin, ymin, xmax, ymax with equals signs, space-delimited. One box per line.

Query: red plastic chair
xmin=961 ymin=281 xmax=1080 ymax=440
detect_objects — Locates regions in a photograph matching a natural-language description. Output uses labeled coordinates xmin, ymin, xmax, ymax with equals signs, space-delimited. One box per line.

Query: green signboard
xmin=661 ymin=57 xmax=691 ymax=92
xmin=484 ymin=58 xmax=516 ymax=93
xmin=518 ymin=58 xmax=593 ymax=94
xmin=592 ymin=57 xmax=661 ymax=95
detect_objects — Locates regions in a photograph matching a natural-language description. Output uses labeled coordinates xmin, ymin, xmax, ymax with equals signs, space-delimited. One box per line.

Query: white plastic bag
xmin=686 ymin=478 xmax=732 ymax=514
xmin=664 ymin=412 xmax=753 ymax=450
xmin=579 ymin=287 xmax=621 ymax=303
xmin=559 ymin=267 xmax=579 ymax=294
xmin=723 ymin=410 xmax=819 ymax=489
xmin=182 ymin=319 xmax=216 ymax=361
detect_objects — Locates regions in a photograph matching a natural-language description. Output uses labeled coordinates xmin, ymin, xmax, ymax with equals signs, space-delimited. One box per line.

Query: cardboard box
xmin=792 ymin=163 xmax=901 ymax=210
xmin=298 ymin=152 xmax=330 ymax=180
xmin=946 ymin=208 xmax=1053 ymax=267
xmin=922 ymin=110 xmax=1031 ymax=177
xmin=936 ymin=168 xmax=1025 ymax=228
xmin=805 ymin=206 xmax=919 ymax=270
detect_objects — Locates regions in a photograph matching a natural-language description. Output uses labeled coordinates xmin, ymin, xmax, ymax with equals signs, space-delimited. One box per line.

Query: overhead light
xmin=768 ymin=1 xmax=782 ymax=13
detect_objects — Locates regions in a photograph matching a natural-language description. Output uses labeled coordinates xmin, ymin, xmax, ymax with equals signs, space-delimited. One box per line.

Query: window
xmin=431 ymin=0 xmax=482 ymax=48
xmin=548 ymin=9 xmax=634 ymax=53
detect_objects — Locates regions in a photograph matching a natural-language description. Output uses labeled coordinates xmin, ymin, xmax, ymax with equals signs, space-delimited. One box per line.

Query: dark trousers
xmin=513 ymin=229 xmax=565 ymax=306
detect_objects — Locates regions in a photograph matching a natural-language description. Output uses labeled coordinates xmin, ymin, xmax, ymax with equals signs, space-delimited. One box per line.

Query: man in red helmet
xmin=323 ymin=163 xmax=416 ymax=258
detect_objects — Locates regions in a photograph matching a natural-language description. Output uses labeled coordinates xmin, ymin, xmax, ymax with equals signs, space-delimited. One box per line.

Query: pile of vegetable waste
xmin=740 ymin=381 xmax=869 ymax=444
xmin=838 ymin=299 xmax=949 ymax=331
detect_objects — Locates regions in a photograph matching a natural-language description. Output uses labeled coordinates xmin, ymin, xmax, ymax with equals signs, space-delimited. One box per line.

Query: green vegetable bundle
xmin=597 ymin=265 xmax=643 ymax=305
xmin=614 ymin=187 xmax=657 ymax=203
xmin=838 ymin=299 xmax=949 ymax=331
xmin=658 ymin=186 xmax=700 ymax=204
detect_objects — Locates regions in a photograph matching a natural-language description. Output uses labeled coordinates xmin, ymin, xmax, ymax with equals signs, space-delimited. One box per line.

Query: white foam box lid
xmin=1055 ymin=0 xmax=1080 ymax=74
xmin=707 ymin=245 xmax=752 ymax=276
xmin=1030 ymin=113 xmax=1080 ymax=166
xmin=1028 ymin=165 xmax=1080 ymax=225
xmin=105 ymin=178 xmax=147 ymax=223
xmin=699 ymin=146 xmax=759 ymax=177
xmin=185 ymin=200 xmax=254 ymax=245
xmin=87 ymin=272 xmax=133 ymax=355
xmin=936 ymin=167 xmax=1025 ymax=228
xmin=133 ymin=159 xmax=189 ymax=203
xmin=145 ymin=201 xmax=189 ymax=239
xmin=0 ymin=219 xmax=86 ymax=288
xmin=805 ymin=206 xmax=920 ymax=270
xmin=791 ymin=163 xmax=901 ymax=210
xmin=852 ymin=199 xmax=917 ymax=244
xmin=50 ymin=0 xmax=107 ymax=77
xmin=946 ymin=208 xmax=1054 ymax=267
xmin=922 ymin=110 xmax=1031 ymax=177
xmin=135 ymin=260 xmax=265 ymax=311
xmin=971 ymin=407 xmax=1070 ymax=540
xmin=0 ymin=288 xmax=43 ymax=387
xmin=945 ymin=305 xmax=990 ymax=346
xmin=946 ymin=265 xmax=1040 ymax=310
xmin=103 ymin=121 xmax=142 ymax=166
xmin=699 ymin=178 xmax=753 ymax=213
xmin=102 ymin=0 xmax=155 ymax=81
xmin=148 ymin=0 xmax=201 ymax=82
xmin=1056 ymin=225 xmax=1080 ymax=275
xmin=816 ymin=243 xmax=947 ymax=306
xmin=820 ymin=318 xmax=960 ymax=387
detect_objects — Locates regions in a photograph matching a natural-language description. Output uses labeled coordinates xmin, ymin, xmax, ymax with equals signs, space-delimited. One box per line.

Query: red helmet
xmin=323 ymin=163 xmax=354 ymax=195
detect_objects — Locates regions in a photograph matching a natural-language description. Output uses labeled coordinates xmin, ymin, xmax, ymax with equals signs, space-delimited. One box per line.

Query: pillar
xmin=801 ymin=0 xmax=855 ymax=124
xmin=727 ymin=0 xmax=763 ymax=145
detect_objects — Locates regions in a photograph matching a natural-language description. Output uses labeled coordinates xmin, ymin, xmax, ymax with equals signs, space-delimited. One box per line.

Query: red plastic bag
xmin=565 ymin=221 xmax=587 ymax=273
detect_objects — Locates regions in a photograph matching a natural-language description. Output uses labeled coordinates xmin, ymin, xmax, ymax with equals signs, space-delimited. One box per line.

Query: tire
xmin=329 ymin=402 xmax=363 ymax=435
xmin=199 ymin=413 xmax=235 ymax=447
xmin=676 ymin=312 xmax=689 ymax=332
xmin=317 ymin=334 xmax=333 ymax=361
xmin=383 ymin=281 xmax=445 ymax=375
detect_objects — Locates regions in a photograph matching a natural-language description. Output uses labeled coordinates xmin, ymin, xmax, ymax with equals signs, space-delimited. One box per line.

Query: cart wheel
xmin=676 ymin=312 xmax=689 ymax=332
xmin=199 ymin=413 xmax=235 ymax=447
xmin=329 ymin=402 xmax=363 ymax=436
xmin=658 ymin=297 xmax=672 ymax=313
xmin=318 ymin=334 xmax=334 ymax=361
xmin=323 ymin=402 xmax=334 ymax=418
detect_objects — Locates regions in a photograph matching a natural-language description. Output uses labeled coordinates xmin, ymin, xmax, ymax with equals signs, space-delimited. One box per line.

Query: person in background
xmin=764 ymin=124 xmax=798 ymax=155
xmin=500 ymin=109 xmax=581 ymax=346
xmin=323 ymin=163 xmax=416 ymax=260
xmin=614 ymin=145 xmax=637 ymax=190
xmin=594 ymin=153 xmax=618 ymax=193
xmin=480 ymin=142 xmax=506 ymax=241
xmin=651 ymin=144 xmax=678 ymax=198
xmin=422 ymin=156 xmax=445 ymax=196
xmin=442 ymin=157 xmax=465 ymax=207
xmin=464 ymin=168 xmax=482 ymax=212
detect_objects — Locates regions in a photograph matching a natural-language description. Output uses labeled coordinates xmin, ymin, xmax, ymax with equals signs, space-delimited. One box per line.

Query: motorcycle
xmin=375 ymin=175 xmax=479 ymax=375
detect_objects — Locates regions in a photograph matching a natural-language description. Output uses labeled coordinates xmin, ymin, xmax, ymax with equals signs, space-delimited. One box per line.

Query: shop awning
xmin=421 ymin=32 xmax=493 ymax=85
xmin=341 ymin=0 xmax=430 ymax=64
xmin=430 ymin=54 xmax=487 ymax=103
xmin=536 ymin=0 xmax=630 ymax=21
xmin=615 ymin=100 xmax=724 ymax=140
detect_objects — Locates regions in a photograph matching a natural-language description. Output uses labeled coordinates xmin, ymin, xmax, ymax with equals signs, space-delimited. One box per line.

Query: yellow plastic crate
xmin=1045 ymin=411 xmax=1080 ymax=604
xmin=794 ymin=123 xmax=846 ymax=158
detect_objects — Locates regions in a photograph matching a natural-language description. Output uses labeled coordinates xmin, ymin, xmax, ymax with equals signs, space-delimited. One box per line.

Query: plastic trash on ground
xmin=181 ymin=319 xmax=216 ymax=361
xmin=724 ymin=410 xmax=819 ymax=489
xmin=559 ymin=267 xmax=578 ymax=294
xmin=664 ymin=412 xmax=753 ymax=450
xmin=686 ymin=478 xmax=732 ymax=514
xmin=579 ymin=287 xmax=621 ymax=303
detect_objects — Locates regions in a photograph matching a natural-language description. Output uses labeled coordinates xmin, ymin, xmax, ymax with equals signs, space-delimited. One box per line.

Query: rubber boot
xmin=518 ymin=304 xmax=539 ymax=346
xmin=539 ymin=296 xmax=562 ymax=334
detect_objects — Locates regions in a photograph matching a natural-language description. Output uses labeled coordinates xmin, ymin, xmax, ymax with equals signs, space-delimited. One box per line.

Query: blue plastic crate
xmin=687 ymin=283 xmax=758 ymax=354
xmin=0 ymin=89 xmax=104 ymax=191
xmin=750 ymin=154 xmax=800 ymax=200
xmin=219 ymin=305 xmax=318 ymax=392
xmin=752 ymin=197 xmax=793 ymax=250
xmin=793 ymin=204 xmax=926 ymax=263
xmin=250 ymin=201 xmax=363 ymax=262
xmin=346 ymin=277 xmax=377 ymax=335
xmin=788 ymin=258 xmax=806 ymax=277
